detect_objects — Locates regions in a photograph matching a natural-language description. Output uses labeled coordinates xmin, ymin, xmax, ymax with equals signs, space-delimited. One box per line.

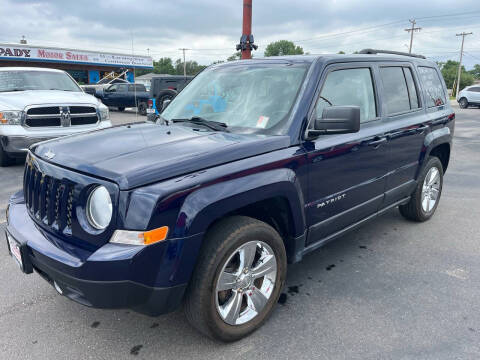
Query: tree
xmin=227 ymin=52 xmax=241 ymax=61
xmin=440 ymin=60 xmax=475 ymax=90
xmin=153 ymin=57 xmax=175 ymax=75
xmin=174 ymin=59 xmax=207 ymax=76
xmin=469 ymin=64 xmax=480 ymax=80
xmin=337 ymin=51 xmax=346 ymax=54
xmin=264 ymin=40 xmax=304 ymax=57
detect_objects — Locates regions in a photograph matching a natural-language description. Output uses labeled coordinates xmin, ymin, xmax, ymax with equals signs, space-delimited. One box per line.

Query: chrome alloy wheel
xmin=421 ymin=167 xmax=441 ymax=213
xmin=215 ymin=241 xmax=277 ymax=326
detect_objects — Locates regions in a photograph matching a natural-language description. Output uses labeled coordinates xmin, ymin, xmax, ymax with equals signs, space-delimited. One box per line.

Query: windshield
xmin=0 ymin=71 xmax=81 ymax=92
xmin=161 ymin=63 xmax=308 ymax=134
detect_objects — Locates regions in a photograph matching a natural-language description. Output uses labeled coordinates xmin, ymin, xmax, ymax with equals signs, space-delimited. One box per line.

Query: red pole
xmin=241 ymin=0 xmax=252 ymax=59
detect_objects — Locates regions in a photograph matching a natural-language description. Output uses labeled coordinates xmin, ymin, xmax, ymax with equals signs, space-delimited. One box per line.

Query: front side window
xmin=314 ymin=68 xmax=377 ymax=123
xmin=0 ymin=71 xmax=81 ymax=92
xmin=417 ymin=66 xmax=446 ymax=107
xmin=161 ymin=63 xmax=309 ymax=134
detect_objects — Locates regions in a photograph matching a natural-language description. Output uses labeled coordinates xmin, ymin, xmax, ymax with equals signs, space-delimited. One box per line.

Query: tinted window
xmin=380 ymin=67 xmax=410 ymax=114
xmin=315 ymin=68 xmax=376 ymax=123
xmin=469 ymin=87 xmax=480 ymax=92
xmin=403 ymin=68 xmax=420 ymax=109
xmin=418 ymin=66 xmax=446 ymax=107
xmin=118 ymin=84 xmax=128 ymax=92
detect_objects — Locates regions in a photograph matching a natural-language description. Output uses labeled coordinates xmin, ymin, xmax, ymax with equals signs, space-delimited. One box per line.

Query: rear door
xmin=376 ymin=64 xmax=428 ymax=206
xmin=305 ymin=64 xmax=390 ymax=245
xmin=468 ymin=86 xmax=480 ymax=103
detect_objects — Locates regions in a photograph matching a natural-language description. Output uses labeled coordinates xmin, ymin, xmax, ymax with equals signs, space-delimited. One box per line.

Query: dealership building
xmin=0 ymin=43 xmax=153 ymax=84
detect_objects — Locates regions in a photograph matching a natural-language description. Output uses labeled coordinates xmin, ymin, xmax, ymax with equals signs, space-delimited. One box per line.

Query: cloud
xmin=1 ymin=0 xmax=479 ymax=68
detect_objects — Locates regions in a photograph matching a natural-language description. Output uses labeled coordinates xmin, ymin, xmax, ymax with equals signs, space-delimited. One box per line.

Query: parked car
xmin=457 ymin=84 xmax=480 ymax=108
xmin=147 ymin=75 xmax=193 ymax=121
xmin=0 ymin=67 xmax=111 ymax=167
xmin=96 ymin=83 xmax=150 ymax=115
xmin=5 ymin=51 xmax=454 ymax=341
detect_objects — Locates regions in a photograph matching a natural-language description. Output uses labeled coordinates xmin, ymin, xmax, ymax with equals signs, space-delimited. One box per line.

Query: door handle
xmin=367 ymin=137 xmax=387 ymax=147
xmin=416 ymin=125 xmax=429 ymax=134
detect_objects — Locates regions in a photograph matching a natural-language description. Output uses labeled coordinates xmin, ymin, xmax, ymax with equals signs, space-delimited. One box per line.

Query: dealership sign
xmin=0 ymin=44 xmax=153 ymax=68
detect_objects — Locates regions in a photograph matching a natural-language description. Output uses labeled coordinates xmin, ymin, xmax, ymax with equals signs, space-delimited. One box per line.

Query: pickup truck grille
xmin=25 ymin=105 xmax=98 ymax=128
xmin=24 ymin=161 xmax=74 ymax=233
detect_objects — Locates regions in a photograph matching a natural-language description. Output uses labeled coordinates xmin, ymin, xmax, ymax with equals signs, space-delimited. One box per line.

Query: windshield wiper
xmin=171 ymin=117 xmax=228 ymax=132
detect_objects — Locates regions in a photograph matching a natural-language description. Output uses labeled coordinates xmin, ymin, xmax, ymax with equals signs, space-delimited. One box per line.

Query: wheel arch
xmin=174 ymin=168 xmax=306 ymax=256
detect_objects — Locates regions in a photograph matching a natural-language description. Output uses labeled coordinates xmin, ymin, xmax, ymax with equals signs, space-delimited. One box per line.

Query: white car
xmin=0 ymin=67 xmax=112 ymax=166
xmin=457 ymin=84 xmax=480 ymax=109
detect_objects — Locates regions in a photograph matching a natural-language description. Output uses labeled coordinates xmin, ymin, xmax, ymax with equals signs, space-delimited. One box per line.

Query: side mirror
xmin=161 ymin=99 xmax=171 ymax=111
xmin=309 ymin=106 xmax=360 ymax=137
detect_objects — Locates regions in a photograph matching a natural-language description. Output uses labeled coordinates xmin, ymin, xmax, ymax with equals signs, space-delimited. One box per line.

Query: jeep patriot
xmin=5 ymin=50 xmax=454 ymax=341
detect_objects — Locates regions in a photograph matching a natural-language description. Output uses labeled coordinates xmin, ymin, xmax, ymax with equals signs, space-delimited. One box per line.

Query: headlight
xmin=98 ymin=105 xmax=109 ymax=121
xmin=86 ymin=186 xmax=112 ymax=230
xmin=0 ymin=111 xmax=23 ymax=125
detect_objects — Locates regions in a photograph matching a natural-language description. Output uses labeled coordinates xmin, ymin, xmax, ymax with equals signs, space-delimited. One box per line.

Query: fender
xmin=174 ymin=168 xmax=306 ymax=238
xmin=417 ymin=126 xmax=451 ymax=177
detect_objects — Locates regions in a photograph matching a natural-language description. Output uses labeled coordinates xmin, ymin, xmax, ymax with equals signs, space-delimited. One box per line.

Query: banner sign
xmin=0 ymin=44 xmax=153 ymax=68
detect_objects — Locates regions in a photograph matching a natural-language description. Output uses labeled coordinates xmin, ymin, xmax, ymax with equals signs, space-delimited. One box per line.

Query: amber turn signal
xmin=140 ymin=226 xmax=169 ymax=245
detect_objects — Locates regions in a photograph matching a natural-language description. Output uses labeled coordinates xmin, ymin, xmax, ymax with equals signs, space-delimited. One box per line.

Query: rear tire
xmin=156 ymin=89 xmax=177 ymax=112
xmin=117 ymin=107 xmax=125 ymax=112
xmin=459 ymin=98 xmax=469 ymax=109
xmin=399 ymin=157 xmax=443 ymax=222
xmin=0 ymin=145 xmax=14 ymax=167
xmin=184 ymin=216 xmax=286 ymax=342
xmin=137 ymin=102 xmax=147 ymax=115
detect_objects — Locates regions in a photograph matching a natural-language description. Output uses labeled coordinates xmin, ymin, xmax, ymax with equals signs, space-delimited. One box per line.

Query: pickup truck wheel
xmin=458 ymin=98 xmax=469 ymax=109
xmin=117 ymin=107 xmax=125 ymax=112
xmin=399 ymin=157 xmax=443 ymax=222
xmin=137 ymin=102 xmax=147 ymax=116
xmin=184 ymin=216 xmax=286 ymax=342
xmin=0 ymin=145 xmax=14 ymax=167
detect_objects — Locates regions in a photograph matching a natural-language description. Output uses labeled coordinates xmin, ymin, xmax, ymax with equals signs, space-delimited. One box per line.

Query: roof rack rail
xmin=359 ymin=49 xmax=426 ymax=59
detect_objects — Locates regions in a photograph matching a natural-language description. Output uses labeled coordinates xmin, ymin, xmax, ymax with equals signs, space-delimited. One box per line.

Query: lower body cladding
xmin=5 ymin=198 xmax=204 ymax=316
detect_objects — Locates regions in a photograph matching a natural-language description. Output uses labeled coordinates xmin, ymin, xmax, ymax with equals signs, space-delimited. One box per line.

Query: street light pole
xmin=455 ymin=32 xmax=473 ymax=98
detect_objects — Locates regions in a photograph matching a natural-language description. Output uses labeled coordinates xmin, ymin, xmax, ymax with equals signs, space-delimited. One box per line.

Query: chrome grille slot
xmin=24 ymin=105 xmax=99 ymax=128
xmin=24 ymin=162 xmax=74 ymax=234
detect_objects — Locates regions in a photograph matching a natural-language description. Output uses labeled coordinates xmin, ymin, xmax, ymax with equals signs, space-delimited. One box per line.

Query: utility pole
xmin=455 ymin=32 xmax=473 ymax=98
xmin=404 ymin=19 xmax=421 ymax=54
xmin=236 ymin=0 xmax=257 ymax=59
xmin=178 ymin=48 xmax=190 ymax=77
xmin=146 ymin=48 xmax=150 ymax=57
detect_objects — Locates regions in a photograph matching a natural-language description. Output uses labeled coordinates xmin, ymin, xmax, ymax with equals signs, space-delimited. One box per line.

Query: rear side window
xmin=418 ymin=66 xmax=446 ymax=107
xmin=128 ymin=84 xmax=146 ymax=92
xmin=469 ymin=87 xmax=480 ymax=92
xmin=315 ymin=68 xmax=377 ymax=123
xmin=380 ymin=67 xmax=410 ymax=114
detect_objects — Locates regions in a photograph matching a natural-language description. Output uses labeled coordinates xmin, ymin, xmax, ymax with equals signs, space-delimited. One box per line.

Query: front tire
xmin=184 ymin=216 xmax=286 ymax=342
xmin=137 ymin=102 xmax=147 ymax=115
xmin=459 ymin=98 xmax=469 ymax=109
xmin=399 ymin=157 xmax=443 ymax=222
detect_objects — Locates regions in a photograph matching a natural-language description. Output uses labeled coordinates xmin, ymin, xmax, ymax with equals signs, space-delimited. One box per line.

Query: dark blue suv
xmin=5 ymin=50 xmax=454 ymax=341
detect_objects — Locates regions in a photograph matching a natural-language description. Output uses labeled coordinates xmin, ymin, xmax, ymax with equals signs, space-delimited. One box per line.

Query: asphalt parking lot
xmin=0 ymin=104 xmax=479 ymax=359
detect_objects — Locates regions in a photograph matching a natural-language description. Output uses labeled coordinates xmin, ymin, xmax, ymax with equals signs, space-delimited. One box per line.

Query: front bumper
xmin=1 ymin=135 xmax=53 ymax=156
xmin=0 ymin=121 xmax=112 ymax=156
xmin=5 ymin=195 xmax=201 ymax=316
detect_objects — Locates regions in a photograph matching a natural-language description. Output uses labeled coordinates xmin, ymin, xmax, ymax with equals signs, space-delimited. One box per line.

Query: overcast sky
xmin=1 ymin=0 xmax=480 ymax=68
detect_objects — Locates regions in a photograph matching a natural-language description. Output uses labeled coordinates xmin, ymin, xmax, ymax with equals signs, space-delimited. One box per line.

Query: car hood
xmin=32 ymin=122 xmax=291 ymax=190
xmin=0 ymin=90 xmax=99 ymax=110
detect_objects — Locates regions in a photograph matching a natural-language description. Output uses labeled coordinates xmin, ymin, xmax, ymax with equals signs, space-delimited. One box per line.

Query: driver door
xmin=305 ymin=64 xmax=390 ymax=245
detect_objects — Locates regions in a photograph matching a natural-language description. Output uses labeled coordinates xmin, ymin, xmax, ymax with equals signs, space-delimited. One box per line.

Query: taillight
xmin=147 ymin=99 xmax=153 ymax=108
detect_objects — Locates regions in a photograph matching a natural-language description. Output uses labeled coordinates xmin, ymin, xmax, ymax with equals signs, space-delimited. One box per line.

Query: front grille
xmin=25 ymin=105 xmax=98 ymax=128
xmin=24 ymin=162 xmax=74 ymax=233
